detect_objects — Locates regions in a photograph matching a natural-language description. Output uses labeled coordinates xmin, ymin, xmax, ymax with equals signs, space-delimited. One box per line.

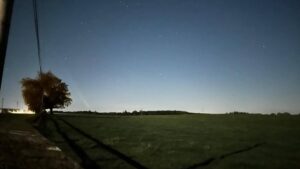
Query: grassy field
xmin=39 ymin=113 xmax=300 ymax=169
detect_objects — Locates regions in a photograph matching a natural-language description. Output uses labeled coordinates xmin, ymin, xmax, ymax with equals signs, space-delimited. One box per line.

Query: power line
xmin=32 ymin=0 xmax=44 ymax=114
xmin=32 ymin=0 xmax=42 ymax=73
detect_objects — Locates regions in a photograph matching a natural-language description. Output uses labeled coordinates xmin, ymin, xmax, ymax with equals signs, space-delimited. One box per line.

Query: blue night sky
xmin=1 ymin=0 xmax=300 ymax=113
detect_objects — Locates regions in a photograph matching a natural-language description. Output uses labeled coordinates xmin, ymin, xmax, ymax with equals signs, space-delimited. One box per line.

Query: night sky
xmin=1 ymin=0 xmax=300 ymax=113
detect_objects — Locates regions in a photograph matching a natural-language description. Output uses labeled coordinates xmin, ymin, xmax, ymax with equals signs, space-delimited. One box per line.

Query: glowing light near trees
xmin=10 ymin=109 xmax=34 ymax=114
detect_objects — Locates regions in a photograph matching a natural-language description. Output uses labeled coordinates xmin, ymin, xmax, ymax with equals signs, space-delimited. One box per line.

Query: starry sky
xmin=1 ymin=0 xmax=300 ymax=114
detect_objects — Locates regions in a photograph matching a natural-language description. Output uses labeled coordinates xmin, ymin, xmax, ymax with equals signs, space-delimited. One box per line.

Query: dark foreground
xmin=0 ymin=114 xmax=82 ymax=169
xmin=1 ymin=113 xmax=300 ymax=169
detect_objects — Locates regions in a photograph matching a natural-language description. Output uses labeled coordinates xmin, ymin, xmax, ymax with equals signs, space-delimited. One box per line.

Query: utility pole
xmin=0 ymin=0 xmax=15 ymax=91
xmin=1 ymin=97 xmax=3 ymax=113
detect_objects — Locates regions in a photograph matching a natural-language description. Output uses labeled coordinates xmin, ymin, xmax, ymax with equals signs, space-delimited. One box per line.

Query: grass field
xmin=39 ymin=113 xmax=300 ymax=169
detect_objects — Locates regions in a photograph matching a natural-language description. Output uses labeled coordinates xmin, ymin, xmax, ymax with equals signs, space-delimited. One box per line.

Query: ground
xmin=1 ymin=113 xmax=300 ymax=169
xmin=40 ymin=113 xmax=300 ymax=169
xmin=0 ymin=114 xmax=81 ymax=169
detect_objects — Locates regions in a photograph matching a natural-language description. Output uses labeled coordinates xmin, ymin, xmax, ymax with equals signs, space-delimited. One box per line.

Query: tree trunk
xmin=33 ymin=110 xmax=47 ymax=127
xmin=50 ymin=107 xmax=53 ymax=115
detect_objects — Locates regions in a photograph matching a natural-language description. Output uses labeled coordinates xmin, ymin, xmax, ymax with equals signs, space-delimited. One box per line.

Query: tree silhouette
xmin=21 ymin=71 xmax=72 ymax=115
xmin=20 ymin=77 xmax=43 ymax=114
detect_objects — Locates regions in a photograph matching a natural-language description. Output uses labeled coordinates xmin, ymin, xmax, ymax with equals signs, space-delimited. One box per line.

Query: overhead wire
xmin=32 ymin=0 xmax=44 ymax=114
xmin=32 ymin=0 xmax=42 ymax=73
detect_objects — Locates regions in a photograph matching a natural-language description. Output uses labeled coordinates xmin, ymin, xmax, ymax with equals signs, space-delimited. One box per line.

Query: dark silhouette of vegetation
xmin=54 ymin=110 xmax=190 ymax=116
xmin=20 ymin=71 xmax=72 ymax=116
xmin=276 ymin=112 xmax=291 ymax=116
xmin=132 ymin=110 xmax=189 ymax=115
xmin=228 ymin=111 xmax=250 ymax=115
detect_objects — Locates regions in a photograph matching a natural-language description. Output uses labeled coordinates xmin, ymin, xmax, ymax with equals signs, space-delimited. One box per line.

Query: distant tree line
xmin=227 ymin=111 xmax=250 ymax=115
xmin=271 ymin=112 xmax=292 ymax=116
xmin=227 ymin=111 xmax=294 ymax=115
xmin=54 ymin=110 xmax=190 ymax=116
xmin=130 ymin=110 xmax=189 ymax=115
xmin=54 ymin=110 xmax=299 ymax=116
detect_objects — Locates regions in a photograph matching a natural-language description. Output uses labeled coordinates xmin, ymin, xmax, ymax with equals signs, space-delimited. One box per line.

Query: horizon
xmin=1 ymin=0 xmax=300 ymax=114
xmin=2 ymin=108 xmax=299 ymax=115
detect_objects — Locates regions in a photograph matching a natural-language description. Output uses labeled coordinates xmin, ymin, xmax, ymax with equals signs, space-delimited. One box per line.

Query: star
xmin=119 ymin=0 xmax=129 ymax=8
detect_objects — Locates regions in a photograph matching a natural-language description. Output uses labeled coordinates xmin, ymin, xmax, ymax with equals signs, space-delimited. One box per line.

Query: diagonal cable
xmin=32 ymin=0 xmax=42 ymax=73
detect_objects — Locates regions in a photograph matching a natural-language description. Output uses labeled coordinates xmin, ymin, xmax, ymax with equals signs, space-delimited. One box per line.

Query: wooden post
xmin=1 ymin=97 xmax=3 ymax=113
xmin=0 ymin=0 xmax=14 ymax=90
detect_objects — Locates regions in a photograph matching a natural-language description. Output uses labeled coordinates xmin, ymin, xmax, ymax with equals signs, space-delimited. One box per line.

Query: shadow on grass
xmin=185 ymin=142 xmax=266 ymax=169
xmin=50 ymin=118 xmax=101 ymax=169
xmin=56 ymin=116 xmax=149 ymax=169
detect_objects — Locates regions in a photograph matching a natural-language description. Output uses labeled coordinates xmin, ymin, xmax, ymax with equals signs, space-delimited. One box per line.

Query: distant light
xmin=10 ymin=109 xmax=34 ymax=114
xmin=47 ymin=146 xmax=61 ymax=152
